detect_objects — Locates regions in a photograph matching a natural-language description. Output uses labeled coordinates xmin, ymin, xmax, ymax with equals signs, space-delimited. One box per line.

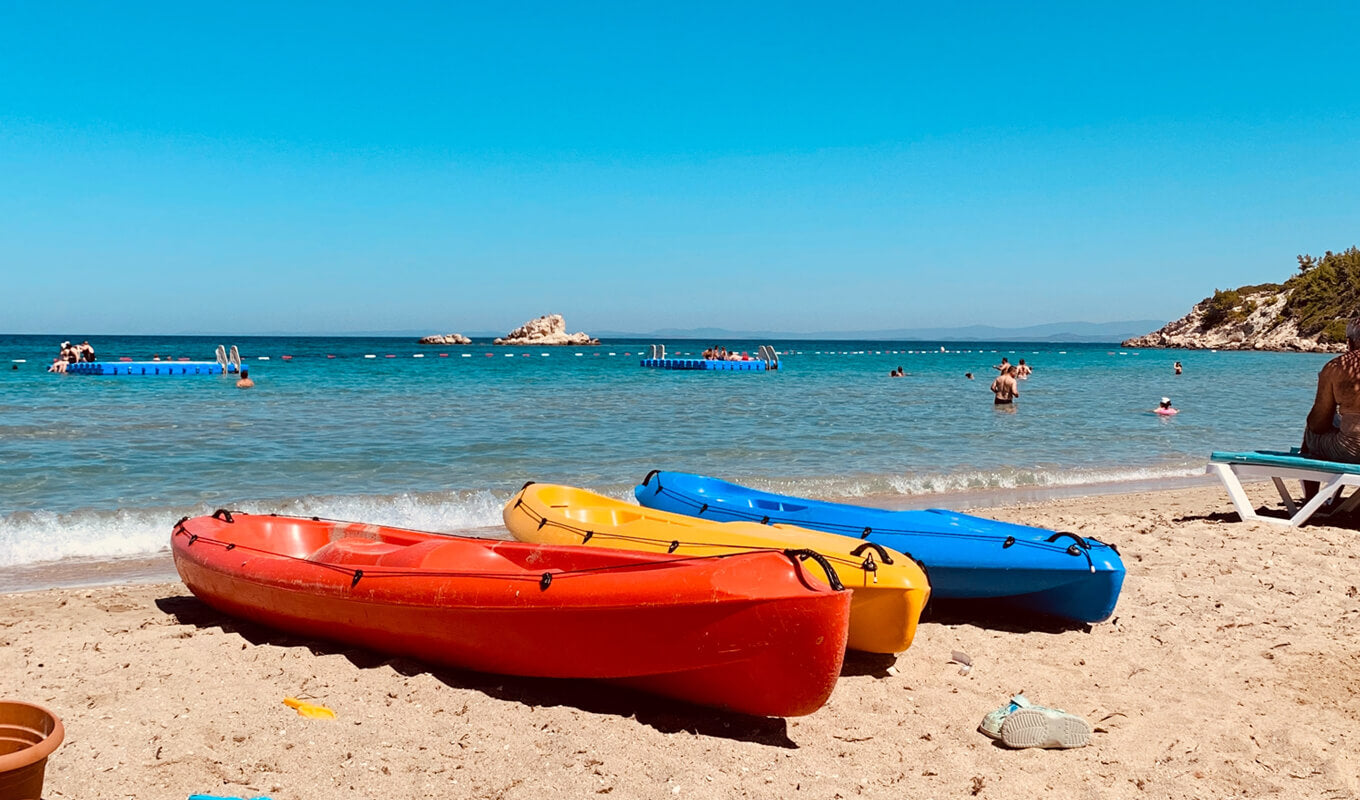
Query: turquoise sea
xmin=0 ymin=333 xmax=1330 ymax=581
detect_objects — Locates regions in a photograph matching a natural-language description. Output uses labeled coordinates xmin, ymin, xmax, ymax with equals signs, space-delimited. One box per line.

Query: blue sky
xmin=2 ymin=1 xmax=1358 ymax=334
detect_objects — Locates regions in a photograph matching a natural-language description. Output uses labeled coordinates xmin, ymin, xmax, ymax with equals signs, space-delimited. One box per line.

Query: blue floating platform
xmin=66 ymin=361 xmax=240 ymax=376
xmin=640 ymin=358 xmax=768 ymax=372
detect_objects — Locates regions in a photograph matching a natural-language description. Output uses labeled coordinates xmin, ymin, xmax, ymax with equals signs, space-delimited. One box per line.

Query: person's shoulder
xmin=1322 ymin=352 xmax=1360 ymax=375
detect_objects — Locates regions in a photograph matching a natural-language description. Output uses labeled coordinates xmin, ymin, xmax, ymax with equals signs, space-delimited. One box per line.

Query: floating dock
xmin=639 ymin=358 xmax=769 ymax=371
xmin=65 ymin=361 xmax=241 ymax=376
xmin=639 ymin=344 xmax=779 ymax=372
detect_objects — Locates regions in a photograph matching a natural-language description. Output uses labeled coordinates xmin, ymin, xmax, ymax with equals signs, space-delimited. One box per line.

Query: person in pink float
xmin=1154 ymin=397 xmax=1178 ymax=416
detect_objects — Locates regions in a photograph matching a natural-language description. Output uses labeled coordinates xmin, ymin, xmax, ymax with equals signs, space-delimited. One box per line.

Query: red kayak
xmin=172 ymin=511 xmax=851 ymax=717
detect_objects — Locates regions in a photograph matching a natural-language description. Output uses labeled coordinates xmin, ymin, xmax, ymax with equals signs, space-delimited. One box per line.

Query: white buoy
xmin=364 ymin=354 xmax=376 ymax=359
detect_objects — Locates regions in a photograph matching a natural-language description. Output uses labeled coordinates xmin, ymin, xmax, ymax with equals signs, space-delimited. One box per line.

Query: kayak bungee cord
xmin=174 ymin=512 xmax=848 ymax=592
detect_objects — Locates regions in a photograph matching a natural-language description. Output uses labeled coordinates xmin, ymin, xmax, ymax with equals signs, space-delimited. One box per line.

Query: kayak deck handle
xmin=850 ymin=541 xmax=894 ymax=565
xmin=784 ymin=549 xmax=845 ymax=592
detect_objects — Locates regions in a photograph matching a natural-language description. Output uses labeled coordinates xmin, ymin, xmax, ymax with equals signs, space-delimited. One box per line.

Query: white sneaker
xmin=978 ymin=693 xmax=1091 ymax=749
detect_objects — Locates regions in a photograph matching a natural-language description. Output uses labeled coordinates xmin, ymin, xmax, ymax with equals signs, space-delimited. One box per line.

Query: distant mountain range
xmin=592 ymin=320 xmax=1167 ymax=342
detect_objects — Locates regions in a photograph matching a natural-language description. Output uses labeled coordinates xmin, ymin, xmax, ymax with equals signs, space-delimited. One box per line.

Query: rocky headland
xmin=417 ymin=333 xmax=472 ymax=345
xmin=494 ymin=314 xmax=599 ymax=346
xmin=1122 ymin=247 xmax=1359 ymax=353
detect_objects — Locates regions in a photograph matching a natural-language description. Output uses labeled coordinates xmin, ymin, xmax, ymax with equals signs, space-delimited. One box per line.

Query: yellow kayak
xmin=504 ymin=483 xmax=930 ymax=654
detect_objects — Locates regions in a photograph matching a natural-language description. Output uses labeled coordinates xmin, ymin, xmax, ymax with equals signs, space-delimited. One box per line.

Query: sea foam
xmin=0 ymin=488 xmax=513 ymax=569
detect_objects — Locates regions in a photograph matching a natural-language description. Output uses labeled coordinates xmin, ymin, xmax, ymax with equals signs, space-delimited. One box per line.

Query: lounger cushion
xmin=1210 ymin=450 xmax=1360 ymax=475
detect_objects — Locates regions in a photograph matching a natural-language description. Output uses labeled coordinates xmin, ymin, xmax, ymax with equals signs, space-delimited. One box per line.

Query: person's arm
xmin=1306 ymin=366 xmax=1339 ymax=435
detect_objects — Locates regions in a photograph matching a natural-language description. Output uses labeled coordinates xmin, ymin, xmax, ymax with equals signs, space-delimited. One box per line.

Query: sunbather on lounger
xmin=1302 ymin=318 xmax=1360 ymax=464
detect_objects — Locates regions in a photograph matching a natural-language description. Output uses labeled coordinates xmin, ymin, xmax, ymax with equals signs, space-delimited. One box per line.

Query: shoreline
xmin=5 ymin=479 xmax=1357 ymax=799
xmin=1 ymin=476 xmax=1217 ymax=594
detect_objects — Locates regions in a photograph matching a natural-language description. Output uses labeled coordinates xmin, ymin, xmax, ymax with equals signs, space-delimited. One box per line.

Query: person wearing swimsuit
xmin=991 ymin=366 xmax=1019 ymax=405
xmin=1302 ymin=318 xmax=1360 ymax=464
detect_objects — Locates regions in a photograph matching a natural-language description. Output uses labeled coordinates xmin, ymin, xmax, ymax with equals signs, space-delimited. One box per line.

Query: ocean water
xmin=0 ymin=333 xmax=1330 ymax=575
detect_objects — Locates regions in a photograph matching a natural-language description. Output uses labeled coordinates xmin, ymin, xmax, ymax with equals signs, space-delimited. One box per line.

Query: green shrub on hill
xmin=1200 ymin=289 xmax=1245 ymax=330
xmin=1281 ymin=247 xmax=1360 ymax=341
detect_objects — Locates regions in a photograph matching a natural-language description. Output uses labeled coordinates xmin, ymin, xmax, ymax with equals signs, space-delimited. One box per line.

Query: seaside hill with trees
xmin=1123 ymin=247 xmax=1360 ymax=352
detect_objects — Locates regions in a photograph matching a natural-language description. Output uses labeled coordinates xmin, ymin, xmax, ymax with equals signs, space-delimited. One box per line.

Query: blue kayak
xmin=635 ymin=471 xmax=1125 ymax=623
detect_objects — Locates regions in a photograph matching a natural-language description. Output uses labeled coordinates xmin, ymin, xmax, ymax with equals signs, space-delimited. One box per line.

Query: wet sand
xmin=3 ymin=481 xmax=1358 ymax=799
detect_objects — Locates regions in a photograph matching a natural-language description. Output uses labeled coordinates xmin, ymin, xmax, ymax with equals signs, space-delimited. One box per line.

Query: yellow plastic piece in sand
xmin=283 ymin=697 xmax=336 ymax=719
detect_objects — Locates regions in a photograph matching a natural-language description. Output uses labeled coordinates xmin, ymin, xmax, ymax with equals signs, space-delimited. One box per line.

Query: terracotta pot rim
xmin=0 ymin=700 xmax=65 ymax=773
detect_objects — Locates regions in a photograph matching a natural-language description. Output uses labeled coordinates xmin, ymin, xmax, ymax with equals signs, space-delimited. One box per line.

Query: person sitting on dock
xmin=48 ymin=356 xmax=67 ymax=373
xmin=78 ymin=341 xmax=96 ymax=362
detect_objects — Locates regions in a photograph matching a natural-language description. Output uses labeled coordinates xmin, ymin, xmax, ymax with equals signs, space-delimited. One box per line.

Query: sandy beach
xmin=5 ymin=481 xmax=1359 ymax=800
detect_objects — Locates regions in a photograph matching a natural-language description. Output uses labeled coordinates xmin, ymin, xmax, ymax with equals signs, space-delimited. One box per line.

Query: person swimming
xmin=1155 ymin=397 xmax=1178 ymax=415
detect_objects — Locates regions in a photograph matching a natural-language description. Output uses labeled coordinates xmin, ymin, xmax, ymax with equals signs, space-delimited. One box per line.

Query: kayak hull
xmin=172 ymin=513 xmax=850 ymax=717
xmin=503 ymin=484 xmax=929 ymax=654
xmin=635 ymin=472 xmax=1125 ymax=623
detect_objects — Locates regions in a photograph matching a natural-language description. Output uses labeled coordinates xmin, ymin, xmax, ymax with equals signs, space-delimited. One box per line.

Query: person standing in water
xmin=991 ymin=366 xmax=1019 ymax=405
xmin=1016 ymin=359 xmax=1032 ymax=379
xmin=236 ymin=368 xmax=254 ymax=389
xmin=1174 ymin=361 xmax=1183 ymax=375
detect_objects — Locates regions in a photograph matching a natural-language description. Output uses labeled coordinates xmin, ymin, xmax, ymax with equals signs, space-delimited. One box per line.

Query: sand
xmin=4 ymin=481 xmax=1359 ymax=800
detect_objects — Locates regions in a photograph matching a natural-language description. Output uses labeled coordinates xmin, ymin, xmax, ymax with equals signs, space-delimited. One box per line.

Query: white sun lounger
xmin=1208 ymin=449 xmax=1360 ymax=527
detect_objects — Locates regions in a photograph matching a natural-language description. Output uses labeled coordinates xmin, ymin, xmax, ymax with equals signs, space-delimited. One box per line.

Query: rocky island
xmin=1123 ymin=247 xmax=1359 ymax=352
xmin=417 ymin=333 xmax=472 ymax=345
xmin=494 ymin=314 xmax=599 ymax=346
